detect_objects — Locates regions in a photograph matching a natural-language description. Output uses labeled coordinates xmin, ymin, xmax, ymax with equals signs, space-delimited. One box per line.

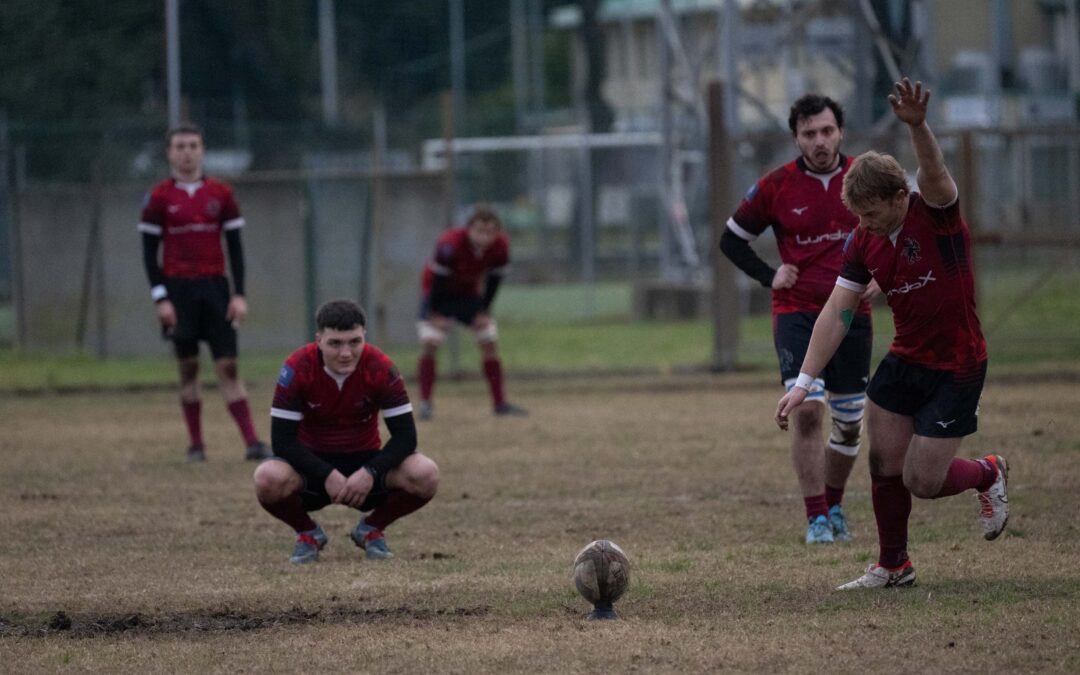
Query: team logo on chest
xmin=205 ymin=199 xmax=221 ymax=218
xmin=902 ymin=237 xmax=922 ymax=263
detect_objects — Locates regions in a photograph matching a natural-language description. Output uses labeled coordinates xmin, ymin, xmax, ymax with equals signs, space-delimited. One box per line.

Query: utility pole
xmin=166 ymin=0 xmax=181 ymax=127
xmin=318 ymin=0 xmax=340 ymax=126
xmin=511 ymin=0 xmax=528 ymax=133
xmin=449 ymin=0 xmax=466 ymax=134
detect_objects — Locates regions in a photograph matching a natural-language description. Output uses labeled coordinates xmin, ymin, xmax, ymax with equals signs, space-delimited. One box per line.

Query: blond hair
xmin=842 ymin=151 xmax=909 ymax=211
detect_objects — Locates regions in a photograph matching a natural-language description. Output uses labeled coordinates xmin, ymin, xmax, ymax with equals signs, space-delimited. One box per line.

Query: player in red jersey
xmin=416 ymin=204 xmax=527 ymax=419
xmin=721 ymin=95 xmax=877 ymax=544
xmin=776 ymin=78 xmax=1009 ymax=589
xmin=255 ymin=299 xmax=439 ymax=564
xmin=139 ymin=125 xmax=269 ymax=463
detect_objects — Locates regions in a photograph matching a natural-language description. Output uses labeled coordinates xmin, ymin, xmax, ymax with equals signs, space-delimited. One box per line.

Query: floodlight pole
xmin=166 ymin=0 xmax=181 ymax=127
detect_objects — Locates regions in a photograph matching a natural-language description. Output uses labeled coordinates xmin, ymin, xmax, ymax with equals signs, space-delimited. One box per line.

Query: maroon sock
xmin=483 ymin=357 xmax=506 ymax=408
xmin=933 ymin=458 xmax=990 ymax=498
xmin=803 ymin=493 xmax=829 ymax=520
xmin=871 ymin=474 xmax=911 ymax=569
xmin=181 ymin=400 xmax=203 ymax=447
xmin=975 ymin=457 xmax=998 ymax=492
xmin=259 ymin=492 xmax=317 ymax=533
xmin=227 ymin=399 xmax=259 ymax=446
xmin=364 ymin=490 xmax=432 ymax=530
xmin=825 ymin=484 xmax=845 ymax=509
xmin=418 ymin=355 xmax=436 ymax=402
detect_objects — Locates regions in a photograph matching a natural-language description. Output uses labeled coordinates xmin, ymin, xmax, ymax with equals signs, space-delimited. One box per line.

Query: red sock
xmin=418 ymin=354 xmax=436 ymax=402
xmin=825 ymin=484 xmax=845 ymax=508
xmin=871 ymin=474 xmax=911 ymax=569
xmin=933 ymin=458 xmax=990 ymax=498
xmin=227 ymin=399 xmax=259 ymax=446
xmin=181 ymin=400 xmax=203 ymax=447
xmin=259 ymin=492 xmax=317 ymax=533
xmin=803 ymin=493 xmax=828 ymax=520
xmin=483 ymin=357 xmax=506 ymax=408
xmin=364 ymin=490 xmax=432 ymax=530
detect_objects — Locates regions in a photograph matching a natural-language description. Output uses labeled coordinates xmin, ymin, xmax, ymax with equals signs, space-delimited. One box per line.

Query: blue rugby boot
xmin=828 ymin=504 xmax=854 ymax=543
xmin=290 ymin=525 xmax=328 ymax=564
xmin=805 ymin=514 xmax=835 ymax=544
xmin=350 ymin=520 xmax=393 ymax=560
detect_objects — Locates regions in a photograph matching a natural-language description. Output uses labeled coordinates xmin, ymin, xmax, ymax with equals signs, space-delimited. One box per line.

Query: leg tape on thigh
xmin=474 ymin=319 xmax=498 ymax=344
xmin=417 ymin=320 xmax=446 ymax=345
xmin=827 ymin=392 xmax=865 ymax=457
xmin=783 ymin=376 xmax=825 ymax=401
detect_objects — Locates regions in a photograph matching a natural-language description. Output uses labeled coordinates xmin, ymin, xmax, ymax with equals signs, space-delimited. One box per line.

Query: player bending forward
xmin=416 ymin=204 xmax=527 ymax=419
xmin=255 ymin=300 xmax=439 ymax=564
xmin=776 ymin=78 xmax=1008 ymax=589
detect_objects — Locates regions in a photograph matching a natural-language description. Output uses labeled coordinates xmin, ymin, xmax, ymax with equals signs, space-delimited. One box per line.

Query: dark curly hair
xmin=788 ymin=95 xmax=844 ymax=135
xmin=315 ymin=299 xmax=367 ymax=331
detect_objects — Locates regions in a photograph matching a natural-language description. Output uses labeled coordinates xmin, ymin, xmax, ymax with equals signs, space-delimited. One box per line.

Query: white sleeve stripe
xmin=725 ymin=218 xmax=757 ymax=241
xmin=836 ymin=277 xmax=867 ymax=293
xmin=270 ymin=408 xmax=304 ymax=421
xmin=382 ymin=403 xmax=414 ymax=418
xmin=223 ymin=217 xmax=245 ymax=230
xmin=138 ymin=222 xmax=162 ymax=235
xmin=429 ymin=262 xmax=452 ymax=275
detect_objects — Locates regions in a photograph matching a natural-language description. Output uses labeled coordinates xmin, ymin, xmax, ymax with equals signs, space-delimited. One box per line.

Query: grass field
xmin=2 ymin=370 xmax=1079 ymax=672
xmin=1 ymin=262 xmax=1078 ymax=392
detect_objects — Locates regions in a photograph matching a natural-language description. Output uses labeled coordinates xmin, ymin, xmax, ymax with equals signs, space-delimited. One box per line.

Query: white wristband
xmin=151 ymin=285 xmax=168 ymax=302
xmin=793 ymin=372 xmax=815 ymax=392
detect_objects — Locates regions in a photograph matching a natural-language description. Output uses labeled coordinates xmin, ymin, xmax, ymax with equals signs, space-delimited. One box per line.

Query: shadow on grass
xmin=0 ymin=604 xmax=491 ymax=639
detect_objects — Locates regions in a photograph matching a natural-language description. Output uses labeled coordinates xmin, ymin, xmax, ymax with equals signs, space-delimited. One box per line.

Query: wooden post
xmin=440 ymin=91 xmax=461 ymax=376
xmin=956 ymin=130 xmax=978 ymax=229
xmin=708 ymin=80 xmax=739 ymax=371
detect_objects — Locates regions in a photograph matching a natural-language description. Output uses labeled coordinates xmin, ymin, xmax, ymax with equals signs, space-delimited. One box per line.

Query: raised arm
xmin=775 ymin=284 xmax=861 ymax=428
xmin=889 ymin=77 xmax=957 ymax=206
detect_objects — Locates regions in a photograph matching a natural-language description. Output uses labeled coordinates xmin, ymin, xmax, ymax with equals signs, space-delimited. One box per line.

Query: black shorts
xmin=296 ymin=453 xmax=389 ymax=513
xmin=419 ymin=294 xmax=484 ymax=326
xmin=165 ymin=276 xmax=237 ymax=359
xmin=867 ymin=353 xmax=986 ymax=438
xmin=774 ymin=311 xmax=872 ymax=394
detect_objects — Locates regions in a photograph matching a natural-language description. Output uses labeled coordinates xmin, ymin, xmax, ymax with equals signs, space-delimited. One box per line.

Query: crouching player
xmin=254 ymin=299 xmax=439 ymax=564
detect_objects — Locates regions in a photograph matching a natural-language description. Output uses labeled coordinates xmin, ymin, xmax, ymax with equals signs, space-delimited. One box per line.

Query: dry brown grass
xmin=1 ymin=370 xmax=1079 ymax=673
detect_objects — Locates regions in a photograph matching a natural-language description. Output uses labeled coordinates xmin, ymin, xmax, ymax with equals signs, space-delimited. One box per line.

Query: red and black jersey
xmin=837 ymin=193 xmax=986 ymax=374
xmin=728 ymin=156 xmax=868 ymax=316
xmin=138 ymin=177 xmax=244 ymax=278
xmin=270 ymin=343 xmax=412 ymax=455
xmin=420 ymin=226 xmax=510 ymax=298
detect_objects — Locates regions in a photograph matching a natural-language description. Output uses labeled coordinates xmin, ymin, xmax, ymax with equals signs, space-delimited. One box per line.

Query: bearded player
xmin=255 ymin=299 xmax=439 ymax=564
xmin=721 ymin=95 xmax=877 ymax=544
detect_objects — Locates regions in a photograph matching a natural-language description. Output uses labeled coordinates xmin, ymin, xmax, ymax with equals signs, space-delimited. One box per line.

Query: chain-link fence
xmin=2 ymin=110 xmax=1079 ymax=363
